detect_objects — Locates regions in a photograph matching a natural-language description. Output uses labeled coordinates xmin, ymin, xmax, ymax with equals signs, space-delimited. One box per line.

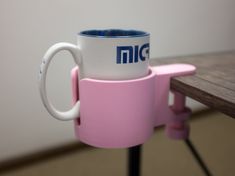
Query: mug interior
xmin=79 ymin=29 xmax=149 ymax=38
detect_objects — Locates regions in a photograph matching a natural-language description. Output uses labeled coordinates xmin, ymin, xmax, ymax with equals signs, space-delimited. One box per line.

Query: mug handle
xmin=38 ymin=42 xmax=82 ymax=121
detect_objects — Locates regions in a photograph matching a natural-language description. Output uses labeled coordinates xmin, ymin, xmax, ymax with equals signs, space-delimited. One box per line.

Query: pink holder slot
xmin=71 ymin=64 xmax=196 ymax=148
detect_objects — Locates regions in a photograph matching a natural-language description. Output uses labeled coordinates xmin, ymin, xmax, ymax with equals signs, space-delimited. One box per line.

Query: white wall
xmin=0 ymin=0 xmax=234 ymax=160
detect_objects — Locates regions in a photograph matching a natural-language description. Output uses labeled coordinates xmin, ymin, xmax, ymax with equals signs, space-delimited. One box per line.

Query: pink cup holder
xmin=71 ymin=64 xmax=196 ymax=148
xmin=72 ymin=68 xmax=156 ymax=148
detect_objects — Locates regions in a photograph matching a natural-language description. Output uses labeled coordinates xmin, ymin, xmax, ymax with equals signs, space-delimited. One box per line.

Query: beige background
xmin=0 ymin=0 xmax=235 ymax=160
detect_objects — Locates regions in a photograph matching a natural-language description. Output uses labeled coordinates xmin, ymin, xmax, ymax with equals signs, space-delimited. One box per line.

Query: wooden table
xmin=129 ymin=51 xmax=235 ymax=176
xmin=150 ymin=51 xmax=235 ymax=118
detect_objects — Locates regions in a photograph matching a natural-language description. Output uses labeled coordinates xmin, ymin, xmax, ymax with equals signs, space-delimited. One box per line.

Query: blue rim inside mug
xmin=79 ymin=29 xmax=149 ymax=38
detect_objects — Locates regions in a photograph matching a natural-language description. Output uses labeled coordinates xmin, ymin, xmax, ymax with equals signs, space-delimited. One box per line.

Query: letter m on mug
xmin=116 ymin=43 xmax=149 ymax=64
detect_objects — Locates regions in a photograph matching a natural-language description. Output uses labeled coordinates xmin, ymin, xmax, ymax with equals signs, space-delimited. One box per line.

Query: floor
xmin=1 ymin=111 xmax=234 ymax=176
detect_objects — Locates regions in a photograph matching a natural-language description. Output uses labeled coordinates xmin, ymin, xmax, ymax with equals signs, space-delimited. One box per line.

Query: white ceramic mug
xmin=39 ymin=29 xmax=150 ymax=121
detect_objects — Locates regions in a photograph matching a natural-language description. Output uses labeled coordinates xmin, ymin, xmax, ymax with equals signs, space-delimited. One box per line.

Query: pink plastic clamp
xmin=71 ymin=64 xmax=196 ymax=148
xmin=151 ymin=65 xmax=196 ymax=139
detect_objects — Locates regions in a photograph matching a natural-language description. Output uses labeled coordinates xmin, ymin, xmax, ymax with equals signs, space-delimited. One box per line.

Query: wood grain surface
xmin=150 ymin=51 xmax=235 ymax=118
